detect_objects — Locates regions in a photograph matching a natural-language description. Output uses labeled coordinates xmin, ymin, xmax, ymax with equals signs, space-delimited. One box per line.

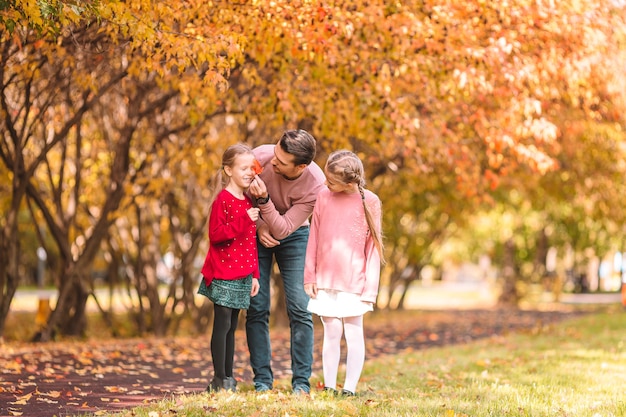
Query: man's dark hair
xmin=278 ymin=129 xmax=317 ymax=166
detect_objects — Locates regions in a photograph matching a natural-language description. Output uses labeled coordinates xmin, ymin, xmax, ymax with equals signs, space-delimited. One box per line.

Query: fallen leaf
xmin=15 ymin=393 xmax=33 ymax=402
xmin=105 ymin=386 xmax=128 ymax=393
xmin=36 ymin=397 xmax=58 ymax=404
xmin=43 ymin=390 xmax=61 ymax=398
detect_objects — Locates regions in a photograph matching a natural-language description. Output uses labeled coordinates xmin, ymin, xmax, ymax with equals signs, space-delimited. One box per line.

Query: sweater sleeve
xmin=303 ymin=197 xmax=322 ymax=285
xmin=209 ymin=196 xmax=255 ymax=244
xmin=258 ymin=196 xmax=318 ymax=240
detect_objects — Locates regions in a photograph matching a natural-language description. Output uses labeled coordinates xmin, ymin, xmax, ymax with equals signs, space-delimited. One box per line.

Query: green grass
xmin=81 ymin=307 xmax=626 ymax=417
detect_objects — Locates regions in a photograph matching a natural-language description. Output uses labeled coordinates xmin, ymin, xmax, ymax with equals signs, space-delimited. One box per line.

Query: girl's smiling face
xmin=225 ymin=153 xmax=256 ymax=191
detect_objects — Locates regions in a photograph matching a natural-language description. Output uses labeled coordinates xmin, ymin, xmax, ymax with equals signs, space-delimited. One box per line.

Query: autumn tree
xmin=2 ymin=0 xmax=626 ymax=340
xmin=0 ymin=0 xmax=247 ymax=339
xmin=181 ymin=0 xmax=626 ymax=310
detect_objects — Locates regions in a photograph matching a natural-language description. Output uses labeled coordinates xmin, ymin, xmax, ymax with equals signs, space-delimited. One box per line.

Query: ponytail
xmin=358 ymin=184 xmax=386 ymax=265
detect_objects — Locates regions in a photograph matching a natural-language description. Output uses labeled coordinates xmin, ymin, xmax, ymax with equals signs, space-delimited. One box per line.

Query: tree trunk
xmin=35 ymin=267 xmax=92 ymax=341
xmin=0 ymin=156 xmax=28 ymax=338
xmin=396 ymin=264 xmax=422 ymax=310
xmin=533 ymin=228 xmax=549 ymax=282
xmin=498 ymin=238 xmax=520 ymax=306
xmin=57 ymin=282 xmax=90 ymax=336
xmin=0 ymin=219 xmax=20 ymax=338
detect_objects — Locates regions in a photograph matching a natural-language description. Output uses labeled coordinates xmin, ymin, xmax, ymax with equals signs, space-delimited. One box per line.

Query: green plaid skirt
xmin=198 ymin=275 xmax=253 ymax=309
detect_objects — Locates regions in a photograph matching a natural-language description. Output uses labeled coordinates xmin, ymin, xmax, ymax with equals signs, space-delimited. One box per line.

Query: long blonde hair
xmin=325 ymin=150 xmax=386 ymax=264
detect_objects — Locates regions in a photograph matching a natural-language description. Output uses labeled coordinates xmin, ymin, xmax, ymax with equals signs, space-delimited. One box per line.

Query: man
xmin=246 ymin=129 xmax=326 ymax=394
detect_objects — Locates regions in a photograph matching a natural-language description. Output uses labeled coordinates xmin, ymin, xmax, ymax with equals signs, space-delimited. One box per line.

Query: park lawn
xmin=85 ymin=308 xmax=626 ymax=417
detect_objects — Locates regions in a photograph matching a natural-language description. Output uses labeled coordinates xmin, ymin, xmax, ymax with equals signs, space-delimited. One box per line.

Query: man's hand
xmin=249 ymin=176 xmax=268 ymax=199
xmin=304 ymin=283 xmax=317 ymax=299
xmin=257 ymin=224 xmax=280 ymax=248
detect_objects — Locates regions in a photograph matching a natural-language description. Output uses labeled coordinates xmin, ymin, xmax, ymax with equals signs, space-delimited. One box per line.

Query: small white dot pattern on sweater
xmin=200 ymin=189 xmax=258 ymax=282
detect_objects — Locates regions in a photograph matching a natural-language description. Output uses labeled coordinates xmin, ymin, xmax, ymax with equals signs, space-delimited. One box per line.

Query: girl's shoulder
xmin=363 ymin=189 xmax=382 ymax=210
xmin=215 ymin=189 xmax=251 ymax=206
xmin=216 ymin=188 xmax=232 ymax=201
xmin=318 ymin=186 xmax=332 ymax=197
xmin=363 ymin=189 xmax=380 ymax=201
xmin=313 ymin=186 xmax=331 ymax=201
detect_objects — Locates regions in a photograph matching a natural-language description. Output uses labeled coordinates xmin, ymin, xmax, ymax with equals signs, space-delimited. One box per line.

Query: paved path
xmin=0 ymin=308 xmax=593 ymax=417
xmin=559 ymin=292 xmax=622 ymax=304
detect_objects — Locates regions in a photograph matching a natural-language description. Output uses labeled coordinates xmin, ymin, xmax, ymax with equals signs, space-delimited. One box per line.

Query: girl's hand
xmin=304 ymin=283 xmax=317 ymax=299
xmin=247 ymin=207 xmax=260 ymax=222
xmin=250 ymin=279 xmax=260 ymax=297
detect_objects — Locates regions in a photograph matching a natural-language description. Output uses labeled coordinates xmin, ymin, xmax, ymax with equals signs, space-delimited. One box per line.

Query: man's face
xmin=271 ymin=142 xmax=306 ymax=179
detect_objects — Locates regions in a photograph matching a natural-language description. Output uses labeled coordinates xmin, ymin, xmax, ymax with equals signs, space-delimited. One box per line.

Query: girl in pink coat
xmin=304 ymin=150 xmax=385 ymax=396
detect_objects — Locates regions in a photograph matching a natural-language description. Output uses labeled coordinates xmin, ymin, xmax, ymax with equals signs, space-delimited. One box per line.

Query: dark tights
xmin=211 ymin=304 xmax=240 ymax=379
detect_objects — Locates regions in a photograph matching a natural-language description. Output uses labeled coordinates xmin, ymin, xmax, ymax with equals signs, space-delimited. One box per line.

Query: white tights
xmin=320 ymin=315 xmax=365 ymax=393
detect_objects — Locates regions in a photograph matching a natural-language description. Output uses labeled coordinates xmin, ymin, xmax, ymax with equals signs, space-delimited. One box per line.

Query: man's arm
xmin=257 ymin=198 xmax=316 ymax=240
xmin=250 ymin=173 xmax=322 ymax=240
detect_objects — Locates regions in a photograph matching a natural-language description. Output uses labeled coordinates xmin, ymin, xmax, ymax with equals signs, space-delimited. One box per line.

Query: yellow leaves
xmin=105 ymin=386 xmax=128 ymax=393
xmin=10 ymin=392 xmax=33 ymax=405
xmin=203 ymin=71 xmax=230 ymax=91
xmin=4 ymin=358 xmax=23 ymax=373
xmin=337 ymin=400 xmax=360 ymax=415
xmin=445 ymin=410 xmax=469 ymax=417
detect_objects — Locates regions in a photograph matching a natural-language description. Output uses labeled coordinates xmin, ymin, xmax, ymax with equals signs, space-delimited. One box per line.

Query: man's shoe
xmin=292 ymin=385 xmax=310 ymax=395
xmin=254 ymin=383 xmax=272 ymax=392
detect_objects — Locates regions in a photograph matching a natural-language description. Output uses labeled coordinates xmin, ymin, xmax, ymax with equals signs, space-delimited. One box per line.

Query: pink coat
xmin=304 ymin=187 xmax=382 ymax=303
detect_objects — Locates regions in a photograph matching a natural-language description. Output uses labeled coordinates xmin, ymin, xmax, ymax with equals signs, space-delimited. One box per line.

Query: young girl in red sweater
xmin=198 ymin=143 xmax=261 ymax=392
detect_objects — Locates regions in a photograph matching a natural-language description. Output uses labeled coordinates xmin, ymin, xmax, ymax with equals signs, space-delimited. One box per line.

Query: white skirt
xmin=307 ymin=289 xmax=373 ymax=318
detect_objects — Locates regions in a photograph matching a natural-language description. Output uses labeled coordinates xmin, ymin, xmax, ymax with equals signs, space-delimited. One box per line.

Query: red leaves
xmin=316 ymin=6 xmax=328 ymax=22
xmin=252 ymin=159 xmax=263 ymax=175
